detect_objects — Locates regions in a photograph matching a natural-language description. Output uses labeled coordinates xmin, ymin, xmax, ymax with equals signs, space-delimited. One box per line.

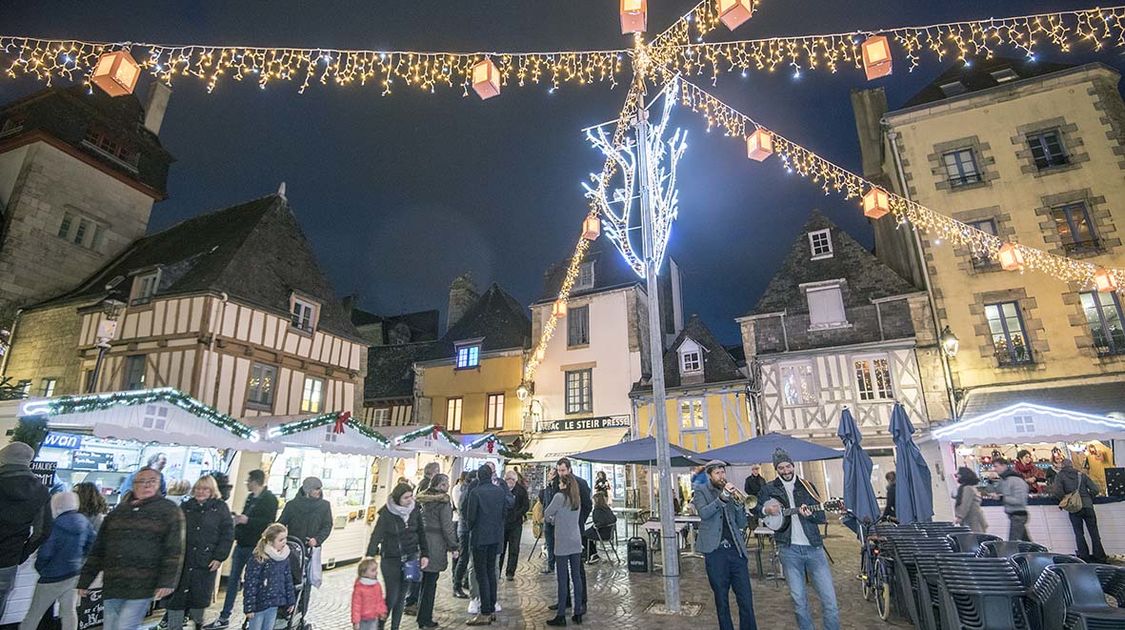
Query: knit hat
xmin=703 ymin=459 xmax=727 ymax=473
xmin=0 ymin=442 xmax=34 ymax=467
xmin=391 ymin=483 xmax=414 ymax=505
xmin=477 ymin=464 xmax=492 ymax=483
xmin=51 ymin=491 xmax=79 ymax=517
xmin=772 ymin=448 xmax=794 ymax=468
xmin=302 ymin=476 xmax=323 ymax=493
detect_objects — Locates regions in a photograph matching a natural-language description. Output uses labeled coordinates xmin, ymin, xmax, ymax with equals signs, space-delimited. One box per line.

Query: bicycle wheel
xmin=860 ymin=549 xmax=873 ymax=601
xmin=874 ymin=560 xmax=893 ymax=621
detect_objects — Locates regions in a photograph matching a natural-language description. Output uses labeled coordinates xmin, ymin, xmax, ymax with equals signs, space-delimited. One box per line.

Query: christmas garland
xmin=272 ymin=410 xmax=391 ymax=447
xmin=394 ymin=424 xmax=462 ymax=450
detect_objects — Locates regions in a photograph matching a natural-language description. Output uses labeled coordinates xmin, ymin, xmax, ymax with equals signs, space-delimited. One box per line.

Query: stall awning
xmin=931 ymin=402 xmax=1125 ymax=445
xmin=522 ymin=429 xmax=630 ymax=463
xmin=254 ymin=411 xmax=404 ymax=456
xmin=20 ymin=388 xmax=270 ymax=452
xmin=390 ymin=424 xmax=465 ymax=456
xmin=960 ymin=381 xmax=1125 ymax=419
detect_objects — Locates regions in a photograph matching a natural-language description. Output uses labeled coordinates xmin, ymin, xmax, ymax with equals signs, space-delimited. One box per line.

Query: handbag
xmin=1059 ymin=474 xmax=1085 ymax=514
xmin=403 ymin=555 xmax=423 ymax=583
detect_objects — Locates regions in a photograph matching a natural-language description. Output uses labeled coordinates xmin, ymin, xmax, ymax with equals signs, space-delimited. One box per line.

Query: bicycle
xmin=853 ymin=513 xmax=897 ymax=620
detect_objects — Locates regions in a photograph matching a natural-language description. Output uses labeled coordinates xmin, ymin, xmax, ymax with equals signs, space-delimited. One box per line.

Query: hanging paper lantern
xmin=1094 ymin=267 xmax=1118 ymax=293
xmin=534 ymin=347 xmax=545 ymax=363
xmin=582 ymin=215 xmax=601 ymax=241
xmin=746 ymin=128 xmax=774 ymax=161
xmin=861 ymin=35 xmax=893 ymax=81
xmin=718 ymin=0 xmax=754 ymax=31
xmin=91 ymin=50 xmax=141 ymax=97
xmin=620 ymin=0 xmax=647 ymax=34
xmin=553 ymin=300 xmax=567 ymax=318
xmin=471 ymin=59 xmax=501 ymax=100
xmin=997 ymin=243 xmax=1025 ymax=272
xmin=862 ymin=187 xmax=890 ymax=220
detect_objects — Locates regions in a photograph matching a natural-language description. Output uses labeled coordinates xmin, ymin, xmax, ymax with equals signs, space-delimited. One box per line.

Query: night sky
xmin=3 ymin=1 xmax=1121 ymax=343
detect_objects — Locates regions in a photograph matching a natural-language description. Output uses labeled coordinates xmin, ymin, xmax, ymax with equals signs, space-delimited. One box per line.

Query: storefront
xmin=921 ymin=402 xmax=1125 ymax=554
xmin=521 ymin=415 xmax=630 ymax=501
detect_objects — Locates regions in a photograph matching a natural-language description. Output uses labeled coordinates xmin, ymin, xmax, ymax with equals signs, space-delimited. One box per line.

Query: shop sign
xmin=42 ymin=431 xmax=82 ymax=450
xmin=30 ymin=460 xmax=56 ymax=486
xmin=536 ymin=415 xmax=630 ymax=433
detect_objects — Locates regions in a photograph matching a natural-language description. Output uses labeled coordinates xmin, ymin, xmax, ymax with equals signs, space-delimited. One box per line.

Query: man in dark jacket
xmin=548 ymin=458 xmax=592 ymax=615
xmin=452 ymin=475 xmax=478 ymax=598
xmin=79 ymin=467 xmax=185 ymax=630
xmin=206 ymin=469 xmax=277 ymax=629
xmin=1051 ymin=460 xmax=1107 ymax=562
xmin=464 ymin=465 xmax=509 ymax=625
xmin=0 ymin=442 xmax=51 ymax=619
xmin=279 ymin=477 xmax=333 ymax=548
xmin=498 ymin=469 xmax=531 ymax=581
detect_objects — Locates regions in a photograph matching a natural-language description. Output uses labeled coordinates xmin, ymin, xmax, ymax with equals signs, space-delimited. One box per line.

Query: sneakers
xmin=465 ymin=614 xmax=492 ymax=626
xmin=586 ymin=556 xmax=600 ymax=565
xmin=452 ymin=587 xmax=469 ymax=599
xmin=468 ymin=598 xmax=481 ymax=615
xmin=202 ymin=619 xmax=230 ymax=630
xmin=495 ymin=602 xmax=502 ymax=612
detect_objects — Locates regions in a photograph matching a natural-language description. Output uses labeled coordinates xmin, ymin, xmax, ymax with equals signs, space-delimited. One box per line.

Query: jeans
xmin=378 ymin=557 xmax=406 ymax=630
xmin=103 ymin=598 xmax=151 ymax=630
xmin=19 ymin=576 xmax=79 ymax=630
xmin=544 ymin=523 xmax=556 ymax=571
xmin=472 ymin=544 xmax=500 ymax=615
xmin=555 ymin=554 xmax=585 ymax=618
xmin=166 ymin=607 xmax=204 ymax=630
xmin=499 ymin=522 xmax=523 ymax=577
xmin=1007 ymin=511 xmax=1031 ymax=542
xmin=246 ymin=606 xmax=278 ymax=630
xmin=219 ymin=544 xmax=253 ymax=619
xmin=0 ymin=564 xmax=17 ymax=620
xmin=1068 ymin=507 xmax=1107 ymax=561
xmin=778 ymin=544 xmax=839 ymax=630
xmin=417 ymin=571 xmax=440 ymax=625
xmin=453 ymin=530 xmax=471 ymax=588
xmin=704 ymin=543 xmax=757 ymax=630
xmin=404 ymin=577 xmax=421 ymax=607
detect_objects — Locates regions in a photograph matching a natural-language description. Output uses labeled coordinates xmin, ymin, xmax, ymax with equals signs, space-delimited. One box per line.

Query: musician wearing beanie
xmin=756 ymin=448 xmax=839 ymax=630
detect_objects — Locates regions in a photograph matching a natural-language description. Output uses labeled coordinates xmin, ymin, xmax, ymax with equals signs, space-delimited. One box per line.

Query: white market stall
xmin=921 ymin=402 xmax=1125 ymax=554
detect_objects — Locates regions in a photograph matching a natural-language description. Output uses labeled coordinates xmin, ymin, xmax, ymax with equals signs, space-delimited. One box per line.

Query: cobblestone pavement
xmin=199 ymin=527 xmax=896 ymax=629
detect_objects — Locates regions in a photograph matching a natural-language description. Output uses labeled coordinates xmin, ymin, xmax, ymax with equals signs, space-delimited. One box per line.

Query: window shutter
xmin=807 ymin=286 xmax=846 ymax=326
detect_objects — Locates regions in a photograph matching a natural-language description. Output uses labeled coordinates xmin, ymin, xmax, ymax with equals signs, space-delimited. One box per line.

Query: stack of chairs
xmin=935 ymin=555 xmax=1032 ymax=629
xmin=897 ymin=535 xmax=959 ymax=630
xmin=1019 ymin=553 xmax=1086 ymax=630
xmin=979 ymin=540 xmax=1049 ymax=558
xmin=875 ymin=525 xmax=927 ymax=621
xmin=948 ymin=532 xmax=1002 ymax=555
xmin=912 ymin=521 xmax=971 ymax=538
xmin=1034 ymin=563 xmax=1125 ymax=629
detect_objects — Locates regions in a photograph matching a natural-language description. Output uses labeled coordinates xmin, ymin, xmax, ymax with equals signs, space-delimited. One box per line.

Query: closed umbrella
xmin=837 ymin=408 xmax=881 ymax=538
xmin=890 ymin=402 xmax=933 ymax=524
xmin=700 ymin=432 xmax=841 ymax=465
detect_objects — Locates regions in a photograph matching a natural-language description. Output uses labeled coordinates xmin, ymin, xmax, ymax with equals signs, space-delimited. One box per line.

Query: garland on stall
xmin=272 ymin=410 xmax=391 ymax=446
xmin=20 ymin=387 xmax=254 ymax=439
xmin=395 ymin=423 xmax=462 ymax=450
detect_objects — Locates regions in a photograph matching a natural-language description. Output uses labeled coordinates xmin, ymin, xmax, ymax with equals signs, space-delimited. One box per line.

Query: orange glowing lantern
xmin=91 ymin=50 xmax=141 ymax=97
xmin=582 ymin=215 xmax=601 ymax=241
xmin=535 ymin=347 xmax=545 ymax=363
xmin=718 ymin=0 xmax=754 ymax=31
xmin=997 ymin=243 xmax=1025 ymax=272
xmin=553 ymin=300 xmax=567 ymax=318
xmin=861 ymin=35 xmax=893 ymax=81
xmin=620 ymin=0 xmax=647 ymax=34
xmin=862 ymin=187 xmax=890 ymax=220
xmin=471 ymin=59 xmax=501 ymax=100
xmin=746 ymin=128 xmax=774 ymax=162
xmin=1094 ymin=267 xmax=1119 ymax=293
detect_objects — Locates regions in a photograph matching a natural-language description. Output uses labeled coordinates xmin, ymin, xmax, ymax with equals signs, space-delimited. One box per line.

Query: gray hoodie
xmin=997 ymin=468 xmax=1030 ymax=514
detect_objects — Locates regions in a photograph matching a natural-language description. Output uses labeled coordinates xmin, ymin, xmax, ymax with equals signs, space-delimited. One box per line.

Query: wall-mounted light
xmin=940 ymin=325 xmax=960 ymax=358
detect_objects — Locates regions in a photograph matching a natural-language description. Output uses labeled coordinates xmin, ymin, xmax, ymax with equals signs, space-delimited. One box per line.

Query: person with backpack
xmin=1051 ymin=459 xmax=1107 ymax=562
xmin=19 ymin=492 xmax=95 ymax=630
xmin=242 ymin=523 xmax=297 ymax=630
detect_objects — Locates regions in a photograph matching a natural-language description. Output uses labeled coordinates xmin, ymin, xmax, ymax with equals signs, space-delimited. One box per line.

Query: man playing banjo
xmin=757 ymin=448 xmax=840 ymax=630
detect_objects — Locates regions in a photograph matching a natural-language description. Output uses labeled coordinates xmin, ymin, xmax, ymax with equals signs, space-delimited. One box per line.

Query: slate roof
xmin=749 ymin=211 xmax=916 ymax=316
xmin=364 ymin=341 xmax=441 ymax=401
xmin=351 ymin=308 xmax=440 ymax=344
xmin=961 ymin=381 xmax=1125 ymax=419
xmin=33 ymin=193 xmax=362 ymax=341
xmin=536 ymin=235 xmax=643 ymax=304
xmin=632 ymin=315 xmax=745 ymax=393
xmin=901 ymin=56 xmax=1076 ymax=109
xmin=438 ymin=283 xmax=530 ymax=354
xmin=0 ymin=86 xmax=173 ymax=197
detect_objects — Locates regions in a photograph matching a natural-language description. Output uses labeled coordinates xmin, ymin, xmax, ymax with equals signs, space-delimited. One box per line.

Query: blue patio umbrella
xmin=571 ymin=436 xmax=704 ymax=468
xmin=700 ymin=432 xmax=841 ymax=465
xmin=837 ymin=408 xmax=881 ymax=538
xmin=890 ymin=402 xmax=934 ymax=524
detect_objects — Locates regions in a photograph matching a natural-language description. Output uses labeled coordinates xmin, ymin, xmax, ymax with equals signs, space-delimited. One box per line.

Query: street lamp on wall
xmin=940 ymin=325 xmax=960 ymax=358
xmin=87 ymin=297 xmax=126 ymax=393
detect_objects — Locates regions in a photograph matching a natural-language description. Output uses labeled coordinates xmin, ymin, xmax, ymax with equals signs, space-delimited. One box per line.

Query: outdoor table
xmin=642 ymin=520 xmax=689 ymax=572
xmin=750 ymin=526 xmax=782 ymax=585
xmin=675 ymin=515 xmax=703 ymax=559
xmin=613 ymin=507 xmax=644 ymax=539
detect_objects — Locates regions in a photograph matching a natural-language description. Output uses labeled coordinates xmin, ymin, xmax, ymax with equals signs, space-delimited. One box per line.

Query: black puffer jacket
xmin=367 ymin=504 xmax=428 ymax=560
xmin=505 ymin=483 xmax=530 ymax=528
xmin=279 ymin=494 xmax=333 ymax=546
xmin=0 ymin=464 xmax=51 ymax=568
xmin=165 ymin=497 xmax=234 ymax=610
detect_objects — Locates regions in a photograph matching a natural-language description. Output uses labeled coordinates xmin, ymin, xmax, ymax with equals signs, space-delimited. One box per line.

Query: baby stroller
xmin=242 ymin=536 xmax=314 ymax=630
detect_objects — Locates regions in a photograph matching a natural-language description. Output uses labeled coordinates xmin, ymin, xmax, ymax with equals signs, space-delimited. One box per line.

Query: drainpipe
xmin=0 ymin=308 xmax=21 ymax=377
xmin=885 ymin=126 xmax=959 ymax=421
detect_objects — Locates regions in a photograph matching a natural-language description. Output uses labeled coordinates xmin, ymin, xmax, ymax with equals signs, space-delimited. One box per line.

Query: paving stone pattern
xmin=202 ymin=527 xmax=896 ymax=629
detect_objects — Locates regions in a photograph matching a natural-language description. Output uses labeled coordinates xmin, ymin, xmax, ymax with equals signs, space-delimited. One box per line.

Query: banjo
xmin=760 ymin=498 xmax=845 ymax=532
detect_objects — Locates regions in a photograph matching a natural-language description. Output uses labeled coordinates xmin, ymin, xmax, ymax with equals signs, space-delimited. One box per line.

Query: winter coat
xmin=693 ymin=481 xmax=749 ymax=557
xmin=165 ymin=497 xmax=235 ymax=610
xmin=464 ymin=481 xmax=510 ymax=548
xmin=544 ymin=493 xmax=582 ymax=556
xmin=504 ymin=483 xmax=531 ymax=528
xmin=743 ymin=474 xmax=765 ymax=498
xmin=34 ymin=510 xmax=95 ymax=583
xmin=1052 ymin=467 xmax=1101 ymax=510
xmin=954 ymin=485 xmax=988 ymax=533
xmin=418 ymin=492 xmax=457 ymax=573
xmin=997 ymin=469 xmax=1030 ymax=514
xmin=79 ymin=495 xmax=185 ymax=600
xmin=0 ymin=464 xmax=52 ymax=568
xmin=590 ymin=505 xmax=618 ymax=541
xmin=366 ymin=504 xmax=428 ymax=561
xmin=242 ymin=553 xmax=297 ymax=614
xmin=352 ymin=579 xmax=388 ymax=624
xmin=235 ymin=489 xmax=278 ymax=548
xmin=756 ymin=477 xmax=827 ymax=547
xmin=279 ymin=494 xmax=333 ymax=546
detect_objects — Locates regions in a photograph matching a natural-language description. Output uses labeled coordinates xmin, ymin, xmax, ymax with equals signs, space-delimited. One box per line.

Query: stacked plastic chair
xmin=947 ymin=532 xmax=1003 ymax=554
xmin=1022 ymin=553 xmax=1086 ymax=630
xmin=979 ymin=540 xmax=1049 ymax=558
xmin=912 ymin=521 xmax=971 ymax=539
xmin=900 ymin=536 xmax=964 ymax=630
xmin=1042 ymin=564 xmax=1125 ymax=630
xmin=873 ymin=525 xmax=924 ymax=622
xmin=935 ymin=555 xmax=1031 ymax=630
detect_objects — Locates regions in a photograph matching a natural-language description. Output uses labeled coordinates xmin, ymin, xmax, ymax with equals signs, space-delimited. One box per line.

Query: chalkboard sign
xmin=77 ymin=588 xmax=103 ymax=630
xmin=30 ymin=461 xmax=56 ymax=487
xmin=71 ymin=451 xmax=114 ymax=470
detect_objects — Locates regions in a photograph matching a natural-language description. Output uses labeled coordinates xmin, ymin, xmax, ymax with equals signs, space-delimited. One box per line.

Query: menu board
xmin=71 ymin=451 xmax=115 ymax=470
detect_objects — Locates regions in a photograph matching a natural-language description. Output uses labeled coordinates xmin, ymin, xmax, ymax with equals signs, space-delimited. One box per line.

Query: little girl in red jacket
xmin=352 ymin=557 xmax=388 ymax=630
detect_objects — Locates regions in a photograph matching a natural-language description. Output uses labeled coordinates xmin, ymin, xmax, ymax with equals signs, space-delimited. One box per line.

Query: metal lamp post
xmin=87 ymin=297 xmax=125 ymax=393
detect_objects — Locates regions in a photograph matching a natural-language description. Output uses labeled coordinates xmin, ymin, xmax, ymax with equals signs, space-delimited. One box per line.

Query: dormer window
xmin=990 ymin=67 xmax=1019 ymax=83
xmin=290 ymin=295 xmax=319 ymax=333
xmin=130 ymin=269 xmax=160 ymax=305
xmin=939 ymin=81 xmax=966 ymax=97
xmin=808 ymin=229 xmax=833 ymax=260
xmin=574 ymin=262 xmax=595 ymax=291
xmin=455 ymin=342 xmax=481 ymax=369
xmin=678 ymin=338 xmax=704 ymax=375
xmin=82 ymin=126 xmax=140 ymax=171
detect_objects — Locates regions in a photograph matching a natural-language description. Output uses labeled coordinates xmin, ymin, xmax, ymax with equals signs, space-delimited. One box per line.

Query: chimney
xmin=850 ymin=87 xmax=889 ymax=181
xmin=143 ymin=82 xmax=172 ymax=135
xmin=446 ymin=272 xmax=479 ymax=333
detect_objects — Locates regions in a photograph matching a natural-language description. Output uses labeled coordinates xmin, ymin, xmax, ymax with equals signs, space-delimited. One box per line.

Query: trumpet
xmin=725 ymin=485 xmax=758 ymax=511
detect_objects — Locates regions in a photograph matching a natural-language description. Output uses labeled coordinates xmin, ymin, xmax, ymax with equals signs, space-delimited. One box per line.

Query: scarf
xmin=264 ymin=544 xmax=291 ymax=562
xmin=387 ymin=499 xmax=415 ymax=524
xmin=358 ymin=576 xmax=379 ymax=586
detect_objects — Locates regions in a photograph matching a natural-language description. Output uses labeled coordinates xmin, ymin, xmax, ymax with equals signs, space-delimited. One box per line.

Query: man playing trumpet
xmin=691 ymin=460 xmax=758 ymax=630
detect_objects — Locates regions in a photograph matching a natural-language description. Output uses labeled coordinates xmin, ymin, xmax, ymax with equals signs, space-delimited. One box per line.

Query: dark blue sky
xmin=3 ymin=1 xmax=1119 ymax=343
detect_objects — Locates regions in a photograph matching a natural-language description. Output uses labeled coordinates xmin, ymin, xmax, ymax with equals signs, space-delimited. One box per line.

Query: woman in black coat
xmin=164 ymin=476 xmax=234 ymax=630
xmin=367 ymin=483 xmax=429 ymax=630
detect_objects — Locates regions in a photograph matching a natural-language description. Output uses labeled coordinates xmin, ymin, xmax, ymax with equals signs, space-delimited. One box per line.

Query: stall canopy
xmin=521 ymin=428 xmax=630 ymax=464
xmin=19 ymin=388 xmax=268 ymax=451
xmin=257 ymin=411 xmax=402 ymax=456
xmin=700 ymin=432 xmax=842 ymax=465
xmin=392 ymin=424 xmax=466 ymax=456
xmin=461 ymin=433 xmax=524 ymax=459
xmin=930 ymin=402 xmax=1125 ymax=445
xmin=572 ymin=436 xmax=703 ymax=467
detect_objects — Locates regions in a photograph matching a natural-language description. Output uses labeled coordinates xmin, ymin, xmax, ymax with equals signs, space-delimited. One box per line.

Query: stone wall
xmin=3 ymin=302 xmax=84 ymax=396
